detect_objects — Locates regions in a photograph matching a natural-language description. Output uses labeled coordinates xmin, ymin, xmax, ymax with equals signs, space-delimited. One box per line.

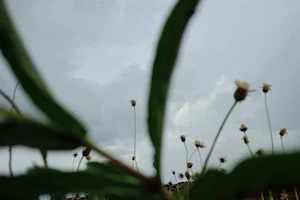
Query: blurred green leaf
xmin=189 ymin=152 xmax=300 ymax=200
xmin=0 ymin=0 xmax=86 ymax=135
xmin=1 ymin=165 xmax=144 ymax=198
xmin=148 ymin=0 xmax=201 ymax=180
xmin=0 ymin=114 xmax=86 ymax=150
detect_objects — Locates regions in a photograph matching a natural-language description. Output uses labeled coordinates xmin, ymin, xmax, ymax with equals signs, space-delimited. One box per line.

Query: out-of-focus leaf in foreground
xmin=148 ymin=0 xmax=201 ymax=180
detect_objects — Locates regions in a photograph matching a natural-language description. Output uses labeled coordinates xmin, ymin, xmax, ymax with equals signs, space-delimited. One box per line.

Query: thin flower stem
xmin=133 ymin=106 xmax=139 ymax=172
xmin=197 ymin=148 xmax=203 ymax=169
xmin=0 ymin=82 xmax=20 ymax=177
xmin=87 ymin=142 xmax=172 ymax=200
xmin=202 ymin=101 xmax=237 ymax=174
xmin=8 ymin=146 xmax=13 ymax=177
xmin=77 ymin=156 xmax=84 ymax=172
xmin=173 ymin=174 xmax=178 ymax=184
xmin=218 ymin=162 xmax=222 ymax=170
xmin=190 ymin=168 xmax=194 ymax=175
xmin=244 ymin=132 xmax=254 ymax=157
xmin=72 ymin=157 xmax=76 ymax=172
xmin=264 ymin=93 xmax=274 ymax=155
xmin=280 ymin=136 xmax=286 ymax=155
xmin=135 ymin=159 xmax=139 ymax=172
xmin=184 ymin=142 xmax=188 ymax=171
xmin=247 ymin=144 xmax=254 ymax=157
xmin=188 ymin=148 xmax=197 ymax=162
xmin=0 ymin=88 xmax=21 ymax=115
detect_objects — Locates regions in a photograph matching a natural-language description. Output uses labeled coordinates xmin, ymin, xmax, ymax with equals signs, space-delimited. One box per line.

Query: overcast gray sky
xmin=1 ymin=0 xmax=300 ymax=186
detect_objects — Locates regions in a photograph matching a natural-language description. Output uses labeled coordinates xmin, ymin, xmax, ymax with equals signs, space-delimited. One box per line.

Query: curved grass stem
xmin=202 ymin=101 xmax=237 ymax=174
xmin=264 ymin=93 xmax=274 ymax=155
xmin=88 ymin=142 xmax=172 ymax=200
xmin=188 ymin=148 xmax=197 ymax=162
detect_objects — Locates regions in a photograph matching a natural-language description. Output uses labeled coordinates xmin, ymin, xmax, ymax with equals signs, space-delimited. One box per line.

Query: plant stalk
xmin=188 ymin=148 xmax=197 ymax=162
xmin=197 ymin=148 xmax=203 ymax=169
xmin=72 ymin=157 xmax=76 ymax=172
xmin=280 ymin=136 xmax=286 ymax=155
xmin=264 ymin=93 xmax=274 ymax=155
xmin=133 ymin=106 xmax=139 ymax=172
xmin=77 ymin=156 xmax=84 ymax=172
xmin=202 ymin=101 xmax=237 ymax=174
xmin=88 ymin=142 xmax=172 ymax=200
xmin=184 ymin=142 xmax=188 ymax=171
xmin=244 ymin=132 xmax=254 ymax=157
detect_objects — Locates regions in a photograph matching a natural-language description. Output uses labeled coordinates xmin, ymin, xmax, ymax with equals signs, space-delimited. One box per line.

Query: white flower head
xmin=234 ymin=80 xmax=255 ymax=101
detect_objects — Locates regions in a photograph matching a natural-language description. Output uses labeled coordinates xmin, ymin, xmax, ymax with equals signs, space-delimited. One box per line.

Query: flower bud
xmin=129 ymin=99 xmax=136 ymax=107
xmin=234 ymin=80 xmax=254 ymax=102
xmin=279 ymin=128 xmax=287 ymax=136
xmin=262 ymin=83 xmax=271 ymax=93
xmin=219 ymin=157 xmax=227 ymax=163
xmin=187 ymin=162 xmax=193 ymax=169
xmin=185 ymin=171 xmax=191 ymax=180
xmin=240 ymin=124 xmax=248 ymax=132
xmin=180 ymin=135 xmax=186 ymax=142
xmin=82 ymin=147 xmax=92 ymax=157
xmin=243 ymin=136 xmax=249 ymax=144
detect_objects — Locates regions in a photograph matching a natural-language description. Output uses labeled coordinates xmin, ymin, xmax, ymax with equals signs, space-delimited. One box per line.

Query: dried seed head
xmin=172 ymin=170 xmax=175 ymax=175
xmin=187 ymin=162 xmax=193 ymax=169
xmin=256 ymin=148 xmax=264 ymax=157
xmin=194 ymin=140 xmax=206 ymax=148
xmin=179 ymin=173 xmax=184 ymax=179
xmin=82 ymin=147 xmax=92 ymax=157
xmin=73 ymin=152 xmax=78 ymax=158
xmin=240 ymin=124 xmax=248 ymax=132
xmin=185 ymin=171 xmax=191 ymax=180
xmin=132 ymin=156 xmax=135 ymax=161
xmin=234 ymin=80 xmax=255 ymax=102
xmin=180 ymin=135 xmax=186 ymax=142
xmin=279 ymin=128 xmax=287 ymax=136
xmin=243 ymin=136 xmax=249 ymax=144
xmin=261 ymin=83 xmax=272 ymax=93
xmin=86 ymin=155 xmax=91 ymax=161
xmin=219 ymin=157 xmax=227 ymax=163
xmin=129 ymin=99 xmax=137 ymax=107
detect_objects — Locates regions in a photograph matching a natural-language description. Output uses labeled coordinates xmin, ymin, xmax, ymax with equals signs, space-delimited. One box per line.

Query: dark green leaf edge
xmin=148 ymin=0 xmax=201 ymax=180
xmin=1 ymin=165 xmax=144 ymax=198
xmin=189 ymin=152 xmax=300 ymax=200
xmin=0 ymin=112 xmax=86 ymax=150
xmin=0 ymin=1 xmax=86 ymax=135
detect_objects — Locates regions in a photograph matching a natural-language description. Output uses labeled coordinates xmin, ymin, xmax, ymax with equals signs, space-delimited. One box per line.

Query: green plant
xmin=1 ymin=0 xmax=300 ymax=200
